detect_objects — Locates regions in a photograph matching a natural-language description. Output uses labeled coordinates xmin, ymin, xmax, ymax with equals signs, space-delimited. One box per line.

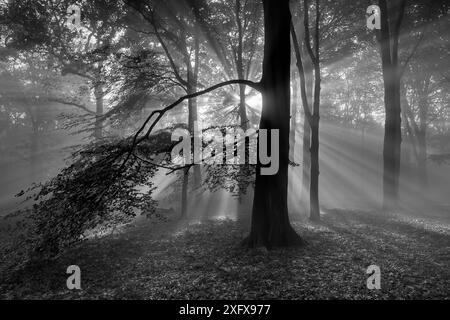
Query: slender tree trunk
xmin=237 ymin=81 xmax=249 ymax=204
xmin=181 ymin=168 xmax=189 ymax=218
xmin=94 ymin=82 xmax=104 ymax=140
xmin=309 ymin=70 xmax=321 ymax=221
xmin=30 ymin=120 xmax=39 ymax=183
xmin=179 ymin=84 xmax=200 ymax=218
xmin=180 ymin=37 xmax=202 ymax=218
xmin=236 ymin=1 xmax=249 ymax=203
xmin=188 ymin=38 xmax=202 ymax=189
xmin=93 ymin=63 xmax=104 ymax=140
xmin=301 ymin=114 xmax=311 ymax=208
xmin=416 ymin=131 xmax=427 ymax=186
xmin=300 ymin=46 xmax=313 ymax=211
xmin=239 ymin=84 xmax=248 ymax=129
xmin=309 ymin=115 xmax=320 ymax=221
xmin=417 ymin=80 xmax=430 ymax=187
xmin=244 ymin=0 xmax=304 ymax=248
xmin=289 ymin=69 xmax=298 ymax=215
xmin=306 ymin=0 xmax=321 ymax=221
xmin=290 ymin=70 xmax=298 ymax=163
xmin=378 ymin=0 xmax=405 ymax=210
xmin=187 ymin=85 xmax=201 ymax=187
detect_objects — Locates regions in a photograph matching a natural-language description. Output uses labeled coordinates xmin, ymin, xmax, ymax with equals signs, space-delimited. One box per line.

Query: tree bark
xmin=290 ymin=69 xmax=298 ymax=163
xmin=301 ymin=114 xmax=311 ymax=209
xmin=187 ymin=37 xmax=202 ymax=189
xmin=303 ymin=0 xmax=321 ymax=221
xmin=417 ymin=76 xmax=430 ymax=187
xmin=301 ymin=50 xmax=312 ymax=210
xmin=236 ymin=0 xmax=249 ymax=203
xmin=378 ymin=0 xmax=405 ymax=210
xmin=181 ymin=168 xmax=189 ymax=218
xmin=181 ymin=36 xmax=202 ymax=218
xmin=244 ymin=0 xmax=304 ymax=248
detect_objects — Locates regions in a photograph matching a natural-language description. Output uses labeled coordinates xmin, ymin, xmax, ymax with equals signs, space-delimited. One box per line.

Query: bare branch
xmin=48 ymin=98 xmax=95 ymax=115
xmin=118 ymin=79 xmax=262 ymax=172
xmin=303 ymin=0 xmax=317 ymax=65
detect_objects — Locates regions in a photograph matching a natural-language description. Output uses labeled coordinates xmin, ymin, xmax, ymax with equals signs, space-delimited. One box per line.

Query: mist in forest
xmin=2 ymin=116 xmax=449 ymax=221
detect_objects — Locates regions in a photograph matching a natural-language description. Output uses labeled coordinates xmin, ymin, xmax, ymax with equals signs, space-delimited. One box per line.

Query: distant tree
xmin=2 ymin=0 xmax=126 ymax=140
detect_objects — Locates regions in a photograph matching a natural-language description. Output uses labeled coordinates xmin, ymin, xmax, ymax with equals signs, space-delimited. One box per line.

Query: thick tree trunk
xmin=244 ymin=0 xmax=304 ymax=248
xmin=381 ymin=60 xmax=402 ymax=210
xmin=382 ymin=86 xmax=402 ymax=210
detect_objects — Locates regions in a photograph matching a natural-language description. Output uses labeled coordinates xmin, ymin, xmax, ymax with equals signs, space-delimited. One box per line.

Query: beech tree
xmin=243 ymin=0 xmax=304 ymax=246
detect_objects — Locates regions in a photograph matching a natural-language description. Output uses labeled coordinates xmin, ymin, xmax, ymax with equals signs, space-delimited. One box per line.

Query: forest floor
xmin=0 ymin=209 xmax=449 ymax=300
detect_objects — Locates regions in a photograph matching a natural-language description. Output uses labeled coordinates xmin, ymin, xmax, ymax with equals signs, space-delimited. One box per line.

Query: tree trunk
xmin=187 ymin=38 xmax=202 ymax=189
xmin=417 ymin=80 xmax=430 ymax=188
xmin=180 ymin=37 xmax=202 ymax=218
xmin=416 ymin=131 xmax=427 ymax=186
xmin=306 ymin=0 xmax=321 ymax=221
xmin=30 ymin=120 xmax=39 ymax=183
xmin=301 ymin=58 xmax=312 ymax=210
xmin=94 ymin=64 xmax=104 ymax=140
xmin=239 ymin=84 xmax=248 ymax=129
xmin=309 ymin=63 xmax=321 ymax=221
xmin=181 ymin=168 xmax=189 ymax=218
xmin=290 ymin=70 xmax=298 ymax=163
xmin=378 ymin=0 xmax=405 ymax=210
xmin=94 ymin=82 xmax=104 ymax=140
xmin=309 ymin=115 xmax=320 ymax=221
xmin=244 ymin=0 xmax=304 ymax=248
xmin=187 ymin=86 xmax=201 ymax=188
xmin=301 ymin=114 xmax=311 ymax=209
xmin=236 ymin=1 xmax=249 ymax=203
